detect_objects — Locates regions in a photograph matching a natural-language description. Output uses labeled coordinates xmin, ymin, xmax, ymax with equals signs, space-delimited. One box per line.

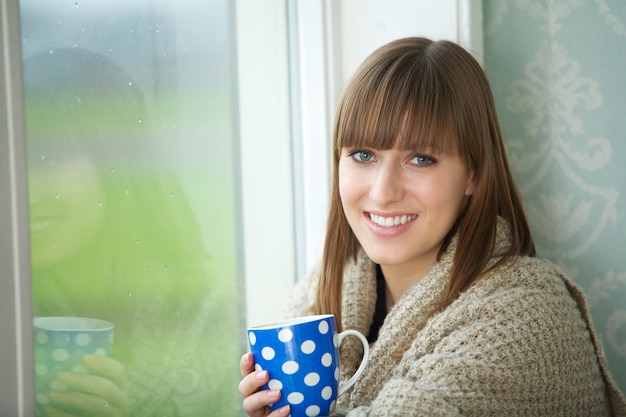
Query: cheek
xmin=338 ymin=164 xmax=358 ymax=204
xmin=338 ymin=167 xmax=368 ymax=227
xmin=418 ymin=175 xmax=469 ymax=211
xmin=338 ymin=177 xmax=355 ymax=214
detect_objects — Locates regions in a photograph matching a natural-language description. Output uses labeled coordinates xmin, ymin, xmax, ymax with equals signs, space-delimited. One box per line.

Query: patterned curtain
xmin=483 ymin=0 xmax=626 ymax=393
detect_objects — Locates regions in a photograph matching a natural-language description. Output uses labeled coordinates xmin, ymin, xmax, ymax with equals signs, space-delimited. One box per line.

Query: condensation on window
xmin=21 ymin=1 xmax=242 ymax=415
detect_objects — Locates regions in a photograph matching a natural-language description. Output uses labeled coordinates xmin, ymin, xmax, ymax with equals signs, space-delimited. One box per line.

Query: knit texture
xmin=285 ymin=222 xmax=626 ymax=416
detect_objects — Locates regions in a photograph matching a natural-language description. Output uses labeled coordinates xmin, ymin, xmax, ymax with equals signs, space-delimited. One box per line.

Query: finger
xmin=240 ymin=352 xmax=255 ymax=376
xmin=239 ymin=369 xmax=270 ymax=397
xmin=42 ymin=406 xmax=75 ymax=417
xmin=270 ymin=405 xmax=291 ymax=417
xmin=242 ymin=389 xmax=281 ymax=417
xmin=83 ymin=354 xmax=127 ymax=390
xmin=57 ymin=372 xmax=128 ymax=410
xmin=47 ymin=390 xmax=121 ymax=417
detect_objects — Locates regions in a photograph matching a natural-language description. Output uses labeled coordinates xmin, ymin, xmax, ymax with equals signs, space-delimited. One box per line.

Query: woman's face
xmin=339 ymin=145 xmax=474 ymax=274
xmin=28 ymin=146 xmax=107 ymax=267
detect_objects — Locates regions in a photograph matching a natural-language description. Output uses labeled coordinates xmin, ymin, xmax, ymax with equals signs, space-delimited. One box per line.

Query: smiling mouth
xmin=369 ymin=213 xmax=417 ymax=228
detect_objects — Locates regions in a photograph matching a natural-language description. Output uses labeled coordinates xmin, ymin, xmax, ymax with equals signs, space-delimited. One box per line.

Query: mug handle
xmin=336 ymin=329 xmax=370 ymax=397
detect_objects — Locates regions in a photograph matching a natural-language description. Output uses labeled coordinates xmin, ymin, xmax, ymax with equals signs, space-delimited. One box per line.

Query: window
xmin=17 ymin=0 xmax=244 ymax=415
xmin=1 ymin=0 xmax=481 ymax=415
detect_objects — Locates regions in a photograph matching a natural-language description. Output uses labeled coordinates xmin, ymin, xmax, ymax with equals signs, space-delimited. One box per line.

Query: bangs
xmin=335 ymin=49 xmax=458 ymax=156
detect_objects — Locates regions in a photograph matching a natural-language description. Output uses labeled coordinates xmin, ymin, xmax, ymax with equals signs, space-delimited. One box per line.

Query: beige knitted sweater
xmin=285 ymin=223 xmax=626 ymax=416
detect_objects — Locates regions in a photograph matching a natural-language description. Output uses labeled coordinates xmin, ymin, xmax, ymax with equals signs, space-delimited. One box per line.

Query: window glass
xmin=20 ymin=1 xmax=242 ymax=416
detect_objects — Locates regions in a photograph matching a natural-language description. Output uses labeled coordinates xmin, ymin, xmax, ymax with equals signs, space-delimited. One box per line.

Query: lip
xmin=364 ymin=211 xmax=417 ymax=238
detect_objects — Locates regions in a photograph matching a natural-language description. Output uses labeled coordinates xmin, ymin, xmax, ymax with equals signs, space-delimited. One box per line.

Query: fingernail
xmin=255 ymin=370 xmax=267 ymax=381
xmin=267 ymin=390 xmax=280 ymax=400
xmin=278 ymin=404 xmax=291 ymax=416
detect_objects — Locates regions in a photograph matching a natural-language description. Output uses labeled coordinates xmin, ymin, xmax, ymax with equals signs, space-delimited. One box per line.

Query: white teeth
xmin=369 ymin=213 xmax=416 ymax=228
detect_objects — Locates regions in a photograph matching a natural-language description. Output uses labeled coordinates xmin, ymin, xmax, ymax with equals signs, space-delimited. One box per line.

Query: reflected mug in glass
xmin=247 ymin=314 xmax=369 ymax=417
xmin=33 ymin=317 xmax=114 ymax=415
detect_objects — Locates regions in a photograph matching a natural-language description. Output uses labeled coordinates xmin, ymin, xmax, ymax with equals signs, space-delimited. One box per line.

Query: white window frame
xmin=236 ymin=0 xmax=297 ymax=327
xmin=0 ymin=0 xmax=36 ymax=414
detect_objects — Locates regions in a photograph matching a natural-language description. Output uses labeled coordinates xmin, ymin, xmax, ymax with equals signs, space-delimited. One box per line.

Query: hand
xmin=44 ymin=354 xmax=130 ymax=417
xmin=238 ymin=352 xmax=290 ymax=417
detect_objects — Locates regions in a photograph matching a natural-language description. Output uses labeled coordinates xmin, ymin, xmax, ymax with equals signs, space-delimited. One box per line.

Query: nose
xmin=369 ymin=161 xmax=404 ymax=205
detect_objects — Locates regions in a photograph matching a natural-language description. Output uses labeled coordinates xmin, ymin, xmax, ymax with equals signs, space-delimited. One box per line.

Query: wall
xmin=483 ymin=0 xmax=626 ymax=393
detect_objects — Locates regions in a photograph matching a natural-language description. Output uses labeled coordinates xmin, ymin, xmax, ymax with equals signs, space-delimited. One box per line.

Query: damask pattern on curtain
xmin=483 ymin=0 xmax=626 ymax=393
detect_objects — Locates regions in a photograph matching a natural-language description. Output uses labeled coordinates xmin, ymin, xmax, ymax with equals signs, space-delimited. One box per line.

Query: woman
xmin=239 ymin=37 xmax=626 ymax=416
xmin=25 ymin=49 xmax=239 ymax=417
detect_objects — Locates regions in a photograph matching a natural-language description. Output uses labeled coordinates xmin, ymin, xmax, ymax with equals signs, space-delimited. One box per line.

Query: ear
xmin=464 ymin=172 xmax=475 ymax=196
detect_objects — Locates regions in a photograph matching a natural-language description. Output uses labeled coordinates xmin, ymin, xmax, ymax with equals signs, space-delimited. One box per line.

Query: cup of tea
xmin=247 ymin=314 xmax=369 ymax=417
xmin=33 ymin=316 xmax=114 ymax=415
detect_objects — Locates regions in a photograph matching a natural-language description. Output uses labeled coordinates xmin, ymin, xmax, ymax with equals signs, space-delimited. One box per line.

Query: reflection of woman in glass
xmin=25 ymin=48 xmax=239 ymax=417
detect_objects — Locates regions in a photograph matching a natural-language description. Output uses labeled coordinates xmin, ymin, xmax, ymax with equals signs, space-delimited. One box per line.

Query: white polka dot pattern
xmin=33 ymin=317 xmax=114 ymax=414
xmin=248 ymin=315 xmax=340 ymax=417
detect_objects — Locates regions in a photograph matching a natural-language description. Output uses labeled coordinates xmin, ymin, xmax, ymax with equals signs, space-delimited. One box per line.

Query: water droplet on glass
xmin=55 ymin=193 xmax=60 ymax=199
xmin=128 ymin=293 xmax=132 ymax=297
xmin=48 ymin=49 xmax=54 ymax=54
xmin=137 ymin=118 xmax=142 ymax=124
xmin=170 ymin=192 xmax=174 ymax=198
xmin=162 ymin=51 xmax=167 ymax=57
xmin=134 ymin=239 xmax=139 ymax=244
xmin=110 ymin=167 xmax=115 ymax=173
xmin=129 ymin=27 xmax=135 ymax=33
xmin=164 ymin=265 xmax=168 ymax=271
xmin=98 ymin=201 xmax=103 ymax=207
xmin=128 ymin=81 xmax=133 ymax=86
xmin=74 ymin=2 xmax=79 ymax=7
xmin=125 ymin=190 xmax=129 ymax=196
xmin=72 ymin=43 xmax=78 ymax=48
xmin=40 ymin=155 xmax=46 ymax=161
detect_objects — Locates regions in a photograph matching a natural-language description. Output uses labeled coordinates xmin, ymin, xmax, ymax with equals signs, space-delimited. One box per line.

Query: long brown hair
xmin=314 ymin=37 xmax=535 ymax=330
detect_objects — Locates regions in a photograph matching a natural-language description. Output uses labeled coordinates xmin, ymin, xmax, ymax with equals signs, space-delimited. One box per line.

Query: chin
xmin=361 ymin=246 xmax=411 ymax=266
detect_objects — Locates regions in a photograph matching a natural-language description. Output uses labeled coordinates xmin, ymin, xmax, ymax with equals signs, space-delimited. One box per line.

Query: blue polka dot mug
xmin=33 ymin=316 xmax=114 ymax=416
xmin=248 ymin=314 xmax=369 ymax=417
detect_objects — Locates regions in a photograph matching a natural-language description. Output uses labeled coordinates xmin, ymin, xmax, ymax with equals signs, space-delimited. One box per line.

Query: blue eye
xmin=411 ymin=154 xmax=434 ymax=166
xmin=350 ymin=150 xmax=374 ymax=162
